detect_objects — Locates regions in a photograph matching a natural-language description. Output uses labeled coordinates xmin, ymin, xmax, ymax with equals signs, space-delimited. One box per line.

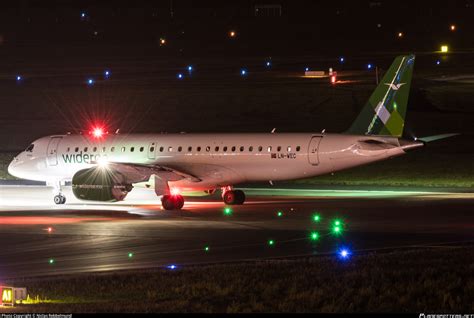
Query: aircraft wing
xmin=102 ymin=162 xmax=202 ymax=185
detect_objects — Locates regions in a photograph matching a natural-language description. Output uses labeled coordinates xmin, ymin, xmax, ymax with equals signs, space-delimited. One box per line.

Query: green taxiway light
xmin=268 ymin=240 xmax=275 ymax=246
xmin=49 ymin=258 xmax=55 ymax=264
xmin=223 ymin=207 xmax=233 ymax=216
xmin=310 ymin=231 xmax=319 ymax=241
xmin=332 ymin=225 xmax=343 ymax=235
xmin=128 ymin=252 xmax=134 ymax=258
xmin=277 ymin=211 xmax=283 ymax=217
xmin=313 ymin=214 xmax=321 ymax=222
xmin=204 ymin=246 xmax=210 ymax=252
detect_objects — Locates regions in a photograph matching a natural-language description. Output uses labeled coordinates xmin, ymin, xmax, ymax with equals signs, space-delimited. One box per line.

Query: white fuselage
xmin=8 ymin=133 xmax=421 ymax=191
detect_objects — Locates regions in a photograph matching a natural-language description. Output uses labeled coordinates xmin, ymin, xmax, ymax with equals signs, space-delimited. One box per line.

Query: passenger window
xmin=75 ymin=147 xmax=79 ymax=152
xmin=150 ymin=147 xmax=155 ymax=152
xmin=258 ymin=146 xmax=263 ymax=152
xmin=239 ymin=146 xmax=244 ymax=152
xmin=267 ymin=146 xmax=272 ymax=152
xmin=66 ymin=147 xmax=70 ymax=152
xmin=111 ymin=147 xmax=115 ymax=152
xmin=215 ymin=146 xmax=219 ymax=151
xmin=102 ymin=147 xmax=106 ymax=152
xmin=178 ymin=146 xmax=182 ymax=152
xmin=84 ymin=147 xmax=88 ymax=152
xmin=197 ymin=146 xmax=201 ymax=152
xmin=140 ymin=147 xmax=144 ymax=152
xmin=121 ymin=147 xmax=125 ymax=152
xmin=249 ymin=146 xmax=253 ymax=152
xmin=287 ymin=146 xmax=291 ymax=152
xmin=159 ymin=147 xmax=164 ymax=152
xmin=296 ymin=146 xmax=301 ymax=152
xmin=277 ymin=146 xmax=281 ymax=152
xmin=131 ymin=147 xmax=135 ymax=152
xmin=206 ymin=146 xmax=210 ymax=152
xmin=168 ymin=147 xmax=173 ymax=152
xmin=93 ymin=147 xmax=97 ymax=152
xmin=223 ymin=146 xmax=228 ymax=152
xmin=188 ymin=146 xmax=192 ymax=152
xmin=231 ymin=146 xmax=236 ymax=152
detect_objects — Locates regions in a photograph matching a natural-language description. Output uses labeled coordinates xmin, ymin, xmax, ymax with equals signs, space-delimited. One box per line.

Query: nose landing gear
xmin=54 ymin=194 xmax=66 ymax=204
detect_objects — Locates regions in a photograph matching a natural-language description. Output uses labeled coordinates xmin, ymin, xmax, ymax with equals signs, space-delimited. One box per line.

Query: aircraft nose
xmin=8 ymin=157 xmax=19 ymax=177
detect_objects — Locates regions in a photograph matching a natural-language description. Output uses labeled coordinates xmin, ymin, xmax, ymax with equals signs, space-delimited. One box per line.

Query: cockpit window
xmin=26 ymin=144 xmax=34 ymax=152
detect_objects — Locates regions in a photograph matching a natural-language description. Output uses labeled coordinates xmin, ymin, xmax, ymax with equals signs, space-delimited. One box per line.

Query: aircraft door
xmin=46 ymin=137 xmax=62 ymax=166
xmin=308 ymin=136 xmax=322 ymax=165
xmin=148 ymin=142 xmax=156 ymax=159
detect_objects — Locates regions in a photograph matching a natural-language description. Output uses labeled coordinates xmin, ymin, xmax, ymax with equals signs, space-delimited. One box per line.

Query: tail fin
xmin=346 ymin=55 xmax=415 ymax=137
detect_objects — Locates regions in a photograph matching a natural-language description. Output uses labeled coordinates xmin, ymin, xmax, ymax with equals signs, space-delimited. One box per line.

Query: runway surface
xmin=0 ymin=185 xmax=473 ymax=279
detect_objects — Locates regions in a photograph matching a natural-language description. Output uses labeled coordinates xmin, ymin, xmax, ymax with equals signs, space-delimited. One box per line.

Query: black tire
xmin=54 ymin=195 xmax=65 ymax=205
xmin=161 ymin=194 xmax=184 ymax=210
xmin=234 ymin=190 xmax=246 ymax=205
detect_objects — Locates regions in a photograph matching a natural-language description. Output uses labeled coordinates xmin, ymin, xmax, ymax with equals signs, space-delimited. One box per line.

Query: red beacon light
xmin=90 ymin=126 xmax=107 ymax=139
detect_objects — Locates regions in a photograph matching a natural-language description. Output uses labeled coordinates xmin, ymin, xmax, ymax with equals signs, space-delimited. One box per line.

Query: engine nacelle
xmin=72 ymin=167 xmax=132 ymax=202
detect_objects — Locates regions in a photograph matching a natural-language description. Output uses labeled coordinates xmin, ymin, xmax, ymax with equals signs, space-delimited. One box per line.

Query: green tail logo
xmin=346 ymin=55 xmax=415 ymax=137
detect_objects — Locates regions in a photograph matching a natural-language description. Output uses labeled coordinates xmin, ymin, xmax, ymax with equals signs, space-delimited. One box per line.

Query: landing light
xmin=97 ymin=156 xmax=108 ymax=168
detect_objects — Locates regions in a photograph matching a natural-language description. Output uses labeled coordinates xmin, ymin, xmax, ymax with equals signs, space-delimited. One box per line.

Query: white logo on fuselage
xmin=384 ymin=83 xmax=405 ymax=90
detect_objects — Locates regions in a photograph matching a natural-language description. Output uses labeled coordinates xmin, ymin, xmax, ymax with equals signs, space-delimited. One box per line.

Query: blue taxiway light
xmin=177 ymin=73 xmax=183 ymax=79
xmin=436 ymin=60 xmax=441 ymax=65
xmin=87 ymin=78 xmax=94 ymax=85
xmin=305 ymin=67 xmax=309 ymax=72
xmin=240 ymin=69 xmax=247 ymax=76
xmin=167 ymin=264 xmax=177 ymax=270
xmin=187 ymin=65 xmax=193 ymax=72
xmin=266 ymin=61 xmax=271 ymax=67
xmin=104 ymin=70 xmax=110 ymax=77
xmin=340 ymin=57 xmax=345 ymax=63
xmin=16 ymin=75 xmax=22 ymax=81
xmin=367 ymin=64 xmax=372 ymax=70
xmin=338 ymin=248 xmax=351 ymax=260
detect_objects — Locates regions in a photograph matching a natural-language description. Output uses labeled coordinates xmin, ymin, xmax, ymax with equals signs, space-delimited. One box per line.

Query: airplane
xmin=7 ymin=55 xmax=455 ymax=210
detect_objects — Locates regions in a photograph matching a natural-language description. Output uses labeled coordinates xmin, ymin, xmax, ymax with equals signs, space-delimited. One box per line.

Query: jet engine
xmin=72 ymin=167 xmax=133 ymax=202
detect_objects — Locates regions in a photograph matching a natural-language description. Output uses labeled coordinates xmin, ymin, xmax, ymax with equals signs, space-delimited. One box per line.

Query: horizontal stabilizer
xmin=417 ymin=133 xmax=459 ymax=143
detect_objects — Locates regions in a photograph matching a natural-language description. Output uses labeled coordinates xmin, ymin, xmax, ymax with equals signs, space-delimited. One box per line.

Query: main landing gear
xmin=50 ymin=180 xmax=66 ymax=205
xmin=222 ymin=188 xmax=246 ymax=205
xmin=161 ymin=194 xmax=185 ymax=210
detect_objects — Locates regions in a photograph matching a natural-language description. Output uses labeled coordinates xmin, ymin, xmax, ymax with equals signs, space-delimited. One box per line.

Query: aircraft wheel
xmin=161 ymin=194 xmax=184 ymax=210
xmin=54 ymin=194 xmax=66 ymax=205
xmin=223 ymin=190 xmax=245 ymax=205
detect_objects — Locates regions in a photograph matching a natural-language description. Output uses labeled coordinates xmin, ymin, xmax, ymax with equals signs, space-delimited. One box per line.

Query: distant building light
xmin=229 ymin=30 xmax=236 ymax=38
xmin=398 ymin=32 xmax=403 ymax=38
xmin=450 ymin=25 xmax=456 ymax=31
xmin=160 ymin=38 xmax=166 ymax=45
xmin=441 ymin=45 xmax=449 ymax=53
